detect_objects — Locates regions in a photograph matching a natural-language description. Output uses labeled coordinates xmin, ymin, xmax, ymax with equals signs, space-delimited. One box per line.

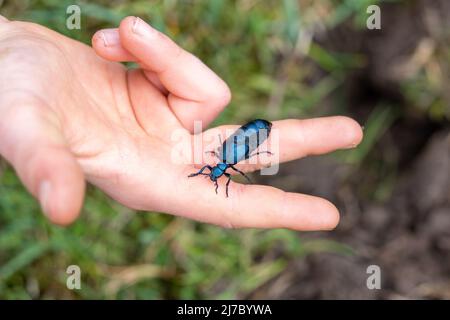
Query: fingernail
xmin=38 ymin=181 xmax=52 ymax=218
xmin=131 ymin=16 xmax=157 ymax=37
xmin=344 ymin=142 xmax=358 ymax=149
xmin=132 ymin=16 xmax=140 ymax=33
xmin=98 ymin=29 xmax=120 ymax=47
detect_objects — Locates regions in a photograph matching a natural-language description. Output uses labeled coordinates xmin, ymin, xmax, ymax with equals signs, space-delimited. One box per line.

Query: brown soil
xmin=252 ymin=0 xmax=450 ymax=299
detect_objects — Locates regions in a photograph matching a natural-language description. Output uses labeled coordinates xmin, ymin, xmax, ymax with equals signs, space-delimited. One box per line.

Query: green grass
xmin=0 ymin=163 xmax=354 ymax=299
xmin=0 ymin=0 xmax=447 ymax=299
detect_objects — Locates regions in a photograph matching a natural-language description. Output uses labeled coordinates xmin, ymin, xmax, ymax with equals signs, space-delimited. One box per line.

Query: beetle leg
xmin=214 ymin=180 xmax=219 ymax=194
xmin=230 ymin=165 xmax=252 ymax=183
xmin=201 ymin=134 xmax=223 ymax=160
xmin=205 ymin=150 xmax=220 ymax=159
xmin=224 ymin=173 xmax=232 ymax=197
xmin=188 ymin=165 xmax=212 ymax=178
xmin=249 ymin=151 xmax=274 ymax=158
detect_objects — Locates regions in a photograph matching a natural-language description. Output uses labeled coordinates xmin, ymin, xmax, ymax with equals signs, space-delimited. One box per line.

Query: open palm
xmin=0 ymin=16 xmax=362 ymax=230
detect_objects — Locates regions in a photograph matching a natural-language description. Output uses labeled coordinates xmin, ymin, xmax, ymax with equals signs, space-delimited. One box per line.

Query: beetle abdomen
xmin=219 ymin=119 xmax=272 ymax=164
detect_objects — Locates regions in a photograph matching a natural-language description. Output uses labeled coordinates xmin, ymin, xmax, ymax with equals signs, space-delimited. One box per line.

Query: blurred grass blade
xmin=81 ymin=3 xmax=125 ymax=25
xmin=300 ymin=74 xmax=342 ymax=110
xmin=0 ymin=242 xmax=51 ymax=282
xmin=242 ymin=259 xmax=287 ymax=292
xmin=345 ymin=104 xmax=398 ymax=164
xmin=302 ymin=239 xmax=354 ymax=256
xmin=283 ymin=0 xmax=301 ymax=45
xmin=308 ymin=43 xmax=366 ymax=72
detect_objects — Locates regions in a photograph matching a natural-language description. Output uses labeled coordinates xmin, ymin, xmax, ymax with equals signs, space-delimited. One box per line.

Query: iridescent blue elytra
xmin=188 ymin=119 xmax=273 ymax=197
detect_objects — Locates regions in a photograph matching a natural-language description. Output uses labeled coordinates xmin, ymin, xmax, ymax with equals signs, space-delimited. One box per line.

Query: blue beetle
xmin=188 ymin=119 xmax=273 ymax=197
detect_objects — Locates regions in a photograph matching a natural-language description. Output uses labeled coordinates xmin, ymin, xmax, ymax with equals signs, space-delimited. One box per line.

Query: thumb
xmin=0 ymin=94 xmax=85 ymax=225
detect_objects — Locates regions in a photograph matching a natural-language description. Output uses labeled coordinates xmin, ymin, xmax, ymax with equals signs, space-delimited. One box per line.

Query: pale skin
xmin=0 ymin=15 xmax=363 ymax=230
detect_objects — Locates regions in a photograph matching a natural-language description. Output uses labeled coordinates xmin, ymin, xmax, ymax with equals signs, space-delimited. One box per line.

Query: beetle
xmin=188 ymin=119 xmax=273 ymax=197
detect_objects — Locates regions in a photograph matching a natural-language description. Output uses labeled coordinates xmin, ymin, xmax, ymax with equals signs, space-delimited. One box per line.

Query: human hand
xmin=0 ymin=15 xmax=363 ymax=229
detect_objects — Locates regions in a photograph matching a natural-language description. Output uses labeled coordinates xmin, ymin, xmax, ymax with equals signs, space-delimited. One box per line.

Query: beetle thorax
xmin=210 ymin=163 xmax=229 ymax=181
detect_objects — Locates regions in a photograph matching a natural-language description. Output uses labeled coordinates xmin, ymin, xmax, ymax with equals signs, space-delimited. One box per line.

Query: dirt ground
xmin=254 ymin=129 xmax=449 ymax=299
xmin=252 ymin=0 xmax=450 ymax=299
